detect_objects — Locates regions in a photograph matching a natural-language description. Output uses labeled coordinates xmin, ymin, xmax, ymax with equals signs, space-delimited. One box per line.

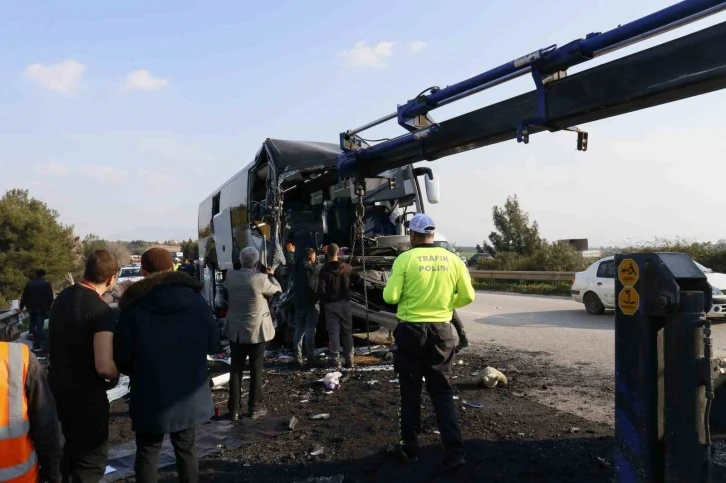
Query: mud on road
xmin=107 ymin=341 xmax=623 ymax=483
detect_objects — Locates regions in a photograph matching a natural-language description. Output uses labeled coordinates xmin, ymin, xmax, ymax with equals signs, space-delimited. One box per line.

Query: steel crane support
xmin=337 ymin=0 xmax=726 ymax=178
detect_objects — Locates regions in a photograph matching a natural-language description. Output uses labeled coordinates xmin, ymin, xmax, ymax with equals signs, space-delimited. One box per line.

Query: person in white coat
xmin=223 ymin=247 xmax=281 ymax=420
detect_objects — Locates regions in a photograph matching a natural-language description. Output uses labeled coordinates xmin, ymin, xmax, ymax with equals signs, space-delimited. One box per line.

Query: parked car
xmin=117 ymin=265 xmax=144 ymax=285
xmin=467 ymin=253 xmax=492 ymax=268
xmin=571 ymin=255 xmax=726 ymax=318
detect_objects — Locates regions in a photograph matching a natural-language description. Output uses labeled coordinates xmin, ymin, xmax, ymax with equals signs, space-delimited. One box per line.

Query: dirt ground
xmin=107 ymin=337 xmax=621 ymax=483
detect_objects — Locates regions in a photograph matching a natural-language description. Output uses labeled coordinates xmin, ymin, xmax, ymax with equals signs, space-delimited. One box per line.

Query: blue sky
xmin=1 ymin=0 xmax=725 ymax=246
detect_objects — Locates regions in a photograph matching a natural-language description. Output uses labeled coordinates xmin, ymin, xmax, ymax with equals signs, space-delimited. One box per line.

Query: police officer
xmin=383 ymin=213 xmax=475 ymax=470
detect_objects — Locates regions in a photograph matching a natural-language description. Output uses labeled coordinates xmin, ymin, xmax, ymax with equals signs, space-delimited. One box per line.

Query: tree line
xmin=0 ymin=189 xmax=199 ymax=310
xmin=473 ymin=194 xmax=726 ymax=273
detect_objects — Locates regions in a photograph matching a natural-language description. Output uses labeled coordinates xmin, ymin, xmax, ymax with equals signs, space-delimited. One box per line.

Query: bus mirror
xmin=424 ymin=174 xmax=440 ymax=204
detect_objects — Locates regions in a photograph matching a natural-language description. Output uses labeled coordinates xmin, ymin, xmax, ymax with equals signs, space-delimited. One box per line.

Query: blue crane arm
xmin=337 ymin=0 xmax=726 ymax=178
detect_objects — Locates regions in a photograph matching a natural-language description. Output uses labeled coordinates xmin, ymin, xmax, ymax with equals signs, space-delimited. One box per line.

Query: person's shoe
xmin=442 ymin=453 xmax=466 ymax=471
xmin=249 ymin=406 xmax=268 ymax=420
xmin=343 ymin=359 xmax=355 ymax=369
xmin=306 ymin=357 xmax=326 ymax=369
xmin=327 ymin=357 xmax=342 ymax=370
xmin=229 ymin=412 xmax=240 ymax=421
xmin=393 ymin=446 xmax=419 ymax=464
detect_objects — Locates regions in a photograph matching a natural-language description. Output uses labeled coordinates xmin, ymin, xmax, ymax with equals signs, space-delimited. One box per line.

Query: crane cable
xmin=352 ymin=185 xmax=372 ymax=354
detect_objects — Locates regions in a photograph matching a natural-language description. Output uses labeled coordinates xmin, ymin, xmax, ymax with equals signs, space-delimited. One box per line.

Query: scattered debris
xmin=300 ymin=400 xmax=309 ymax=404
xmin=479 ymin=367 xmax=508 ymax=388
xmin=597 ymin=456 xmax=611 ymax=469
xmin=389 ymin=378 xmax=399 ymax=384
xmin=311 ymin=414 xmax=330 ymax=420
xmin=354 ymin=345 xmax=388 ymax=356
xmin=517 ymin=433 xmax=525 ymax=437
xmin=322 ymin=372 xmax=342 ymax=390
xmin=210 ymin=373 xmax=231 ymax=390
xmin=453 ymin=396 xmax=460 ymax=400
xmin=456 ymin=359 xmax=465 ymax=366
xmin=277 ymin=354 xmax=295 ymax=362
xmin=462 ymin=400 xmax=485 ymax=409
xmin=366 ymin=380 xmax=379 ymax=386
xmin=471 ymin=372 xmax=479 ymax=376
xmin=569 ymin=427 xmax=580 ymax=434
xmin=296 ymin=475 xmax=344 ymax=483
xmin=289 ymin=416 xmax=299 ymax=430
xmin=310 ymin=444 xmax=325 ymax=456
xmin=353 ymin=364 xmax=394 ymax=372
xmin=434 ymin=430 xmax=440 ymax=434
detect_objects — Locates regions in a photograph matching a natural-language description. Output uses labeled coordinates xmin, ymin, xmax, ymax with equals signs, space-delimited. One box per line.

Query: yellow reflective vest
xmin=383 ymin=245 xmax=475 ymax=322
xmin=0 ymin=342 xmax=38 ymax=483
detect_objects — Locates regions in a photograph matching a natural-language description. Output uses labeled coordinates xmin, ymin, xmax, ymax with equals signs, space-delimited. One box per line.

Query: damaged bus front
xmin=197 ymin=139 xmax=448 ymax=333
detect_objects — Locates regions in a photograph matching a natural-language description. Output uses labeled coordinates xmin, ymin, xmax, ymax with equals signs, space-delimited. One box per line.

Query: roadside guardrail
xmin=469 ymin=270 xmax=575 ymax=283
xmin=0 ymin=310 xmax=24 ymax=342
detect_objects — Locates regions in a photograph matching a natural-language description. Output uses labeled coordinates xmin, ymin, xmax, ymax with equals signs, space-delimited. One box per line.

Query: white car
xmin=571 ymin=256 xmax=726 ymax=318
xmin=117 ymin=265 xmax=143 ymax=285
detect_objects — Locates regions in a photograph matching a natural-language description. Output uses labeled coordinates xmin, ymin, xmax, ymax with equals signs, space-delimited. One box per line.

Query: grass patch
xmin=473 ymin=280 xmax=571 ymax=296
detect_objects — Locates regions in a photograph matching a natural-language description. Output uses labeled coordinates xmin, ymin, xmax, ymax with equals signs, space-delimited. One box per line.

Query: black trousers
xmin=60 ymin=442 xmax=107 ymax=483
xmin=393 ymin=322 xmax=463 ymax=457
xmin=134 ymin=428 xmax=198 ymax=483
xmin=228 ymin=341 xmax=265 ymax=414
xmin=324 ymin=300 xmax=354 ymax=362
xmin=55 ymin=395 xmax=109 ymax=482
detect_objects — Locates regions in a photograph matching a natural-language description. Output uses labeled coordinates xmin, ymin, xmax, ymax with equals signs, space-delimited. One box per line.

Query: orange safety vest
xmin=0 ymin=343 xmax=39 ymax=483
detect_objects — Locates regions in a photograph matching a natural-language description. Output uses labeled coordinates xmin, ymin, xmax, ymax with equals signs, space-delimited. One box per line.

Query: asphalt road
xmin=458 ymin=291 xmax=726 ymax=430
xmin=459 ymin=291 xmax=726 ymax=375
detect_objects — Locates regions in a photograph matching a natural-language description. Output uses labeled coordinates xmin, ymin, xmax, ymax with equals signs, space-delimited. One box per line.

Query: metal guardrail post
xmin=614 ymin=253 xmax=713 ymax=482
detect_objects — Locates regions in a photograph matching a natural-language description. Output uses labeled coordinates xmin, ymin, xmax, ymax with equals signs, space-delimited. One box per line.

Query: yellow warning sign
xmin=618 ymin=287 xmax=640 ymax=316
xmin=618 ymin=259 xmax=639 ymax=286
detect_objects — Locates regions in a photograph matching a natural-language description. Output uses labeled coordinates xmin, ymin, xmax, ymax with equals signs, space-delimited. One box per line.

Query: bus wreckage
xmin=198 ymin=139 xmax=453 ymax=335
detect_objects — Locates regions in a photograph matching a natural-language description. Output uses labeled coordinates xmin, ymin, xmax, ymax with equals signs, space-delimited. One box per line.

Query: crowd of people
xmin=0 ymin=213 xmax=476 ymax=483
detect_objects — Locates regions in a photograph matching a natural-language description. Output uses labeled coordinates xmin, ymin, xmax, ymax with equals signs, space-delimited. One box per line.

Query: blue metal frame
xmin=338 ymin=0 xmax=726 ymax=176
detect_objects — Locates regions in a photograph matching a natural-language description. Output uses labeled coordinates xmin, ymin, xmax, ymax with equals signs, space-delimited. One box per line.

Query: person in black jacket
xmin=18 ymin=269 xmax=54 ymax=348
xmin=114 ymin=248 xmax=219 ymax=483
xmin=316 ymin=243 xmax=361 ymax=369
xmin=288 ymin=244 xmax=322 ymax=368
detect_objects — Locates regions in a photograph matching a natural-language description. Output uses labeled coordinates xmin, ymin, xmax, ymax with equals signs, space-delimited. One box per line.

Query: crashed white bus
xmin=197 ymin=138 xmax=451 ymax=335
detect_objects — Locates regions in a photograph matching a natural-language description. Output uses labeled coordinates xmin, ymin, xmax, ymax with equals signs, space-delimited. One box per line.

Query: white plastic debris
xmin=366 ymin=380 xmax=379 ymax=386
xmin=462 ymin=400 xmax=485 ymax=409
xmin=107 ymin=375 xmax=131 ymax=402
xmin=322 ymin=372 xmax=342 ymax=390
xmin=389 ymin=378 xmax=399 ymax=384
xmin=311 ymin=414 xmax=330 ymax=420
xmin=352 ymin=365 xmax=394 ymax=372
xmin=210 ymin=373 xmax=230 ymax=390
xmin=479 ymin=367 xmax=508 ymax=388
xmin=300 ymin=400 xmax=309 ymax=403
xmin=453 ymin=396 xmax=460 ymax=400
xmin=310 ymin=445 xmax=325 ymax=456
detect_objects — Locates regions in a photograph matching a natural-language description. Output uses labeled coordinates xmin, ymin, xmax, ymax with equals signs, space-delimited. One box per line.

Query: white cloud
xmin=35 ymin=162 xmax=68 ymax=176
xmin=80 ymin=165 xmax=125 ymax=183
xmin=124 ymin=69 xmax=169 ymax=91
xmin=23 ymin=59 xmax=85 ymax=95
xmin=339 ymin=41 xmax=395 ymax=68
xmin=406 ymin=41 xmax=428 ymax=54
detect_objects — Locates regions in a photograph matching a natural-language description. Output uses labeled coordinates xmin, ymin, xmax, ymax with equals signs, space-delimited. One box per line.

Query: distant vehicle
xmin=117 ymin=266 xmax=143 ymax=285
xmin=467 ymin=252 xmax=492 ymax=268
xmin=571 ymin=255 xmax=726 ymax=318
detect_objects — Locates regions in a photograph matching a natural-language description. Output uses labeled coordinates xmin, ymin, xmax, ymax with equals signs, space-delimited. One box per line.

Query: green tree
xmin=0 ymin=189 xmax=79 ymax=308
xmin=106 ymin=241 xmax=132 ymax=266
xmin=82 ymin=233 xmax=107 ymax=258
xmin=485 ymin=195 xmax=544 ymax=255
xmin=180 ymin=238 xmax=199 ymax=261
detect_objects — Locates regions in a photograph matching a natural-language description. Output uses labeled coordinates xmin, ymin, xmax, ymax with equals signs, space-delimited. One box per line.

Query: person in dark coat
xmin=316 ymin=243 xmax=361 ymax=369
xmin=288 ymin=245 xmax=322 ymax=368
xmin=18 ymin=269 xmax=54 ymax=348
xmin=114 ymin=248 xmax=219 ymax=483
